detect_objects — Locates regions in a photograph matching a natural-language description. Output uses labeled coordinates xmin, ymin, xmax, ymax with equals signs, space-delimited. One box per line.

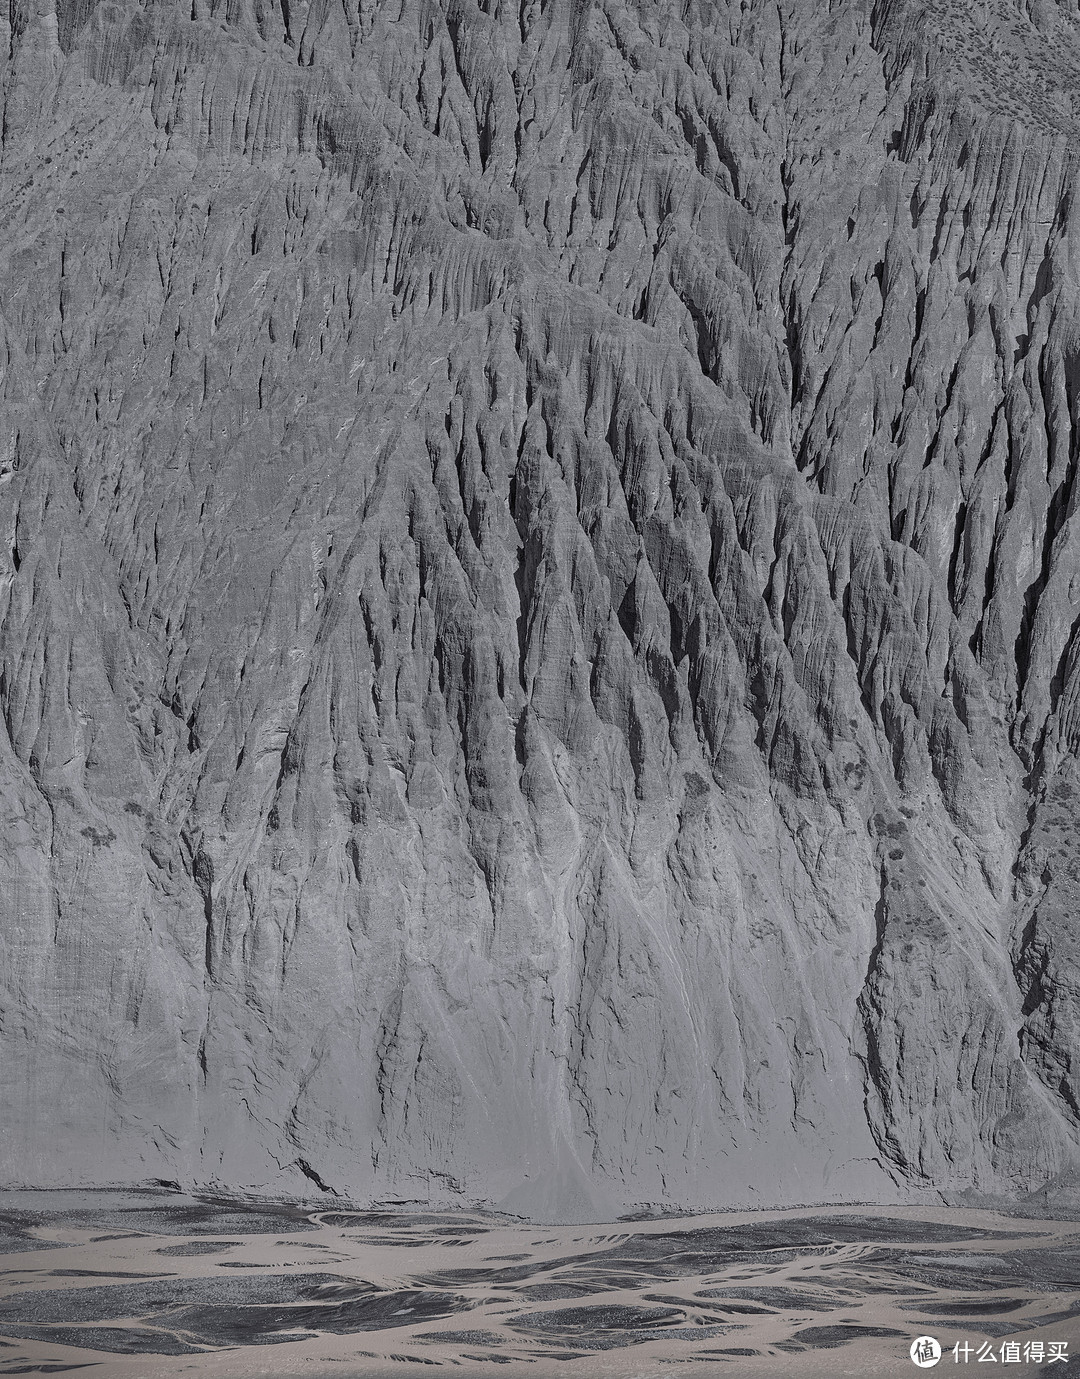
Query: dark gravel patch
xmin=46 ymin=1272 xmax=167 ymax=1280
xmin=790 ymin=1323 xmax=906 ymax=1348
xmin=695 ymin=1300 xmax=773 ymax=1315
xmin=1006 ymin=1243 xmax=1080 ymax=1288
xmin=2 ymin=1196 xmax=316 ymax=1242
xmin=513 ymin=1304 xmax=679 ymax=1333
xmin=696 ymin=1286 xmax=837 ymax=1309
xmin=154 ymin=1242 xmax=241 ymax=1257
xmin=0 ymin=1270 xmax=466 ymax=1353
xmin=422 ymin=1331 xmax=511 ymax=1345
xmin=148 ymin=1291 xmax=460 ymax=1345
xmin=0 ymin=1363 xmax=102 ymax=1373
xmin=904 ymin=1296 xmax=1029 ymax=1315
xmin=0 ymin=1327 xmax=209 ymax=1356
xmin=0 ymin=1219 xmax=63 ymax=1258
xmin=0 ymin=1273 xmax=339 ymax=1325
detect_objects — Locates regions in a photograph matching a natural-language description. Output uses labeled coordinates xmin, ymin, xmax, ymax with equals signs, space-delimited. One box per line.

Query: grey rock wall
xmin=1 ymin=0 xmax=1079 ymax=1219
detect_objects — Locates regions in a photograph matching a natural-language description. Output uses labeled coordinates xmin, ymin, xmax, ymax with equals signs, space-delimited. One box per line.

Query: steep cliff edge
xmin=1 ymin=0 xmax=1079 ymax=1219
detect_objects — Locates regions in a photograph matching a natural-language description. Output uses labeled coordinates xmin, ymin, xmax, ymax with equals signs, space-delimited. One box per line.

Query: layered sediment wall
xmin=1 ymin=0 xmax=1078 ymax=1218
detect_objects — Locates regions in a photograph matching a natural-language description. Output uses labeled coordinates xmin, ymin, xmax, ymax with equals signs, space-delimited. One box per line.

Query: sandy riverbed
xmin=0 ymin=1192 xmax=1077 ymax=1378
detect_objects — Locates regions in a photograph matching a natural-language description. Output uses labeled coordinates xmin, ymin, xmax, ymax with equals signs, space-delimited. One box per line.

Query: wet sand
xmin=0 ymin=1191 xmax=1077 ymax=1377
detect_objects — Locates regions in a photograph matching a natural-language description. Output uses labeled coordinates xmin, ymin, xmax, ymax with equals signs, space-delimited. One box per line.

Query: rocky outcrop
xmin=1 ymin=0 xmax=1079 ymax=1219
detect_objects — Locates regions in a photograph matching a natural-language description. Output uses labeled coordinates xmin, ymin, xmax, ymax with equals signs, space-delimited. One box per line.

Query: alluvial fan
xmin=1 ymin=0 xmax=1079 ymax=1219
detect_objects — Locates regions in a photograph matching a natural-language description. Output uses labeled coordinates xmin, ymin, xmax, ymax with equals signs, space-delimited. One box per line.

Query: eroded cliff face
xmin=1 ymin=0 xmax=1079 ymax=1219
